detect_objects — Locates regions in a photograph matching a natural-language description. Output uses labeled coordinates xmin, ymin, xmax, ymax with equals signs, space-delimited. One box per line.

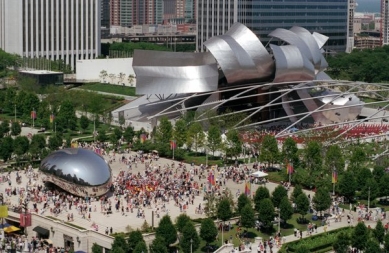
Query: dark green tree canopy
xmin=217 ymin=198 xmax=233 ymax=222
xmin=175 ymin=213 xmax=191 ymax=233
xmin=237 ymin=193 xmax=251 ymax=215
xmin=271 ymin=185 xmax=288 ymax=208
xmin=240 ymin=204 xmax=255 ymax=229
xmin=207 ymin=125 xmax=222 ymax=156
xmin=332 ymin=232 xmax=350 ymax=253
xmin=91 ymin=243 xmax=103 ymax=253
xmin=180 ymin=221 xmax=200 ymax=253
xmin=13 ymin=136 xmax=29 ymax=157
xmin=260 ymin=134 xmax=279 ymax=165
xmin=291 ymin=185 xmax=304 ymax=203
xmin=304 ymin=141 xmax=322 ymax=170
xmin=254 ymin=187 xmax=270 ymax=212
xmin=338 ymin=171 xmax=357 ymax=201
xmin=279 ymin=196 xmax=294 ymax=223
xmin=281 ymin=137 xmax=299 ymax=167
xmin=150 ymin=237 xmax=168 ymax=253
xmin=173 ymin=119 xmax=187 ymax=148
xmin=373 ymin=219 xmax=385 ymax=244
xmin=312 ymin=187 xmax=332 ymax=215
xmin=128 ymin=230 xmax=145 ymax=252
xmin=258 ymin=198 xmax=275 ymax=229
xmin=156 ymin=116 xmax=173 ymax=145
xmin=351 ymin=222 xmax=369 ymax=251
xmin=325 ymin=144 xmax=345 ymax=173
xmin=111 ymin=235 xmax=129 ymax=253
xmin=295 ymin=193 xmax=310 ymax=218
xmin=0 ymin=136 xmax=13 ymax=162
xmin=200 ymin=218 xmax=218 ymax=244
xmin=156 ymin=215 xmax=177 ymax=248
xmin=10 ymin=121 xmax=21 ymax=136
xmin=133 ymin=241 xmax=148 ymax=253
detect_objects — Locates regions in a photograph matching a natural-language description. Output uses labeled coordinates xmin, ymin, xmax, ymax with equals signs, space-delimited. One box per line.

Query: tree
xmin=356 ymin=167 xmax=373 ymax=190
xmin=295 ymin=194 xmax=310 ymax=218
xmin=379 ymin=174 xmax=389 ymax=199
xmin=150 ymin=237 xmax=168 ymax=253
xmin=260 ymin=134 xmax=279 ymax=165
xmin=186 ymin=122 xmax=205 ymax=154
xmin=240 ymin=204 xmax=255 ymax=230
xmin=97 ymin=129 xmax=108 ymax=142
xmin=156 ymin=117 xmax=173 ymax=145
xmin=118 ymin=114 xmax=126 ymax=129
xmin=332 ymin=232 xmax=350 ymax=253
xmin=128 ymin=230 xmax=145 ymax=252
xmin=338 ymin=171 xmax=357 ymax=202
xmin=325 ymin=144 xmax=345 ymax=173
xmin=254 ymin=187 xmax=270 ymax=212
xmin=111 ymin=235 xmax=129 ymax=253
xmin=271 ymin=185 xmax=288 ymax=208
xmin=57 ymin=100 xmax=77 ymax=130
xmin=279 ymin=197 xmax=293 ymax=225
xmin=349 ymin=146 xmax=367 ymax=171
xmin=282 ymin=137 xmax=299 ymax=168
xmin=29 ymin=134 xmax=46 ymax=157
xmin=204 ymin=193 xmax=218 ymax=217
xmin=79 ymin=115 xmax=89 ymax=133
xmin=225 ymin=128 xmax=242 ymax=159
xmin=351 ymin=222 xmax=369 ymax=251
xmin=374 ymin=219 xmax=385 ymax=244
xmin=48 ymin=134 xmax=62 ymax=150
xmin=207 ymin=125 xmax=221 ymax=156
xmin=123 ymin=126 xmax=135 ymax=144
xmin=13 ymin=136 xmax=29 ymax=158
xmin=372 ymin=165 xmax=385 ymax=183
xmin=361 ymin=178 xmax=379 ymax=200
xmin=176 ymin=214 xmax=191 ymax=233
xmin=217 ymin=198 xmax=233 ymax=222
xmin=133 ymin=241 xmax=148 ymax=253
xmin=180 ymin=222 xmax=200 ymax=253
xmin=258 ymin=198 xmax=275 ymax=230
xmin=10 ymin=121 xmax=21 ymax=136
xmin=0 ymin=121 xmax=10 ymax=137
xmin=384 ymin=233 xmax=389 ymax=252
xmin=156 ymin=215 xmax=177 ymax=248
xmin=200 ymin=218 xmax=218 ymax=245
xmin=304 ymin=141 xmax=322 ymax=171
xmin=312 ymin=187 xmax=332 ymax=217
xmin=173 ymin=119 xmax=187 ymax=148
xmin=237 ymin=194 xmax=251 ymax=215
xmin=111 ymin=128 xmax=123 ymax=145
xmin=91 ymin=243 xmax=103 ymax=253
xmin=291 ymin=185 xmax=304 ymax=203
xmin=0 ymin=136 xmax=13 ymax=162
xmin=365 ymin=239 xmax=380 ymax=253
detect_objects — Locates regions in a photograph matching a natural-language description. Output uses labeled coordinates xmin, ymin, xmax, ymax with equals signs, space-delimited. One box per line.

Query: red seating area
xmin=240 ymin=123 xmax=389 ymax=145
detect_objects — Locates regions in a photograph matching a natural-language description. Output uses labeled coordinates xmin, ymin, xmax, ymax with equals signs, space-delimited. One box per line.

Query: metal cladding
xmin=204 ymin=22 xmax=274 ymax=85
xmin=270 ymin=44 xmax=315 ymax=83
xmin=40 ymin=148 xmax=112 ymax=197
xmin=133 ymin=50 xmax=218 ymax=95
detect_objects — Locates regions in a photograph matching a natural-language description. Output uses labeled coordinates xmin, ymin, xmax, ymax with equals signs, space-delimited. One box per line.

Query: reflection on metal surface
xmin=270 ymin=44 xmax=315 ymax=83
xmin=40 ymin=148 xmax=112 ymax=197
xmin=204 ymin=22 xmax=274 ymax=85
xmin=133 ymin=50 xmax=218 ymax=95
xmin=315 ymin=90 xmax=364 ymax=123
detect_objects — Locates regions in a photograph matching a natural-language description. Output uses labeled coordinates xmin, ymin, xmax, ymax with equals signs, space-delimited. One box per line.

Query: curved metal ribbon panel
xmin=312 ymin=32 xmax=329 ymax=49
xmin=133 ymin=50 xmax=219 ymax=95
xmin=289 ymin=26 xmax=323 ymax=72
xmin=204 ymin=22 xmax=274 ymax=85
xmin=270 ymin=44 xmax=315 ymax=83
xmin=268 ymin=28 xmax=314 ymax=66
xmin=315 ymin=71 xmax=332 ymax=81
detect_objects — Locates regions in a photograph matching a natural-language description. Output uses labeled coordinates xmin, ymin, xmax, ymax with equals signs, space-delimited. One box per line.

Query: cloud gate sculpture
xmin=40 ymin=148 xmax=112 ymax=197
xmin=125 ymin=22 xmax=365 ymax=127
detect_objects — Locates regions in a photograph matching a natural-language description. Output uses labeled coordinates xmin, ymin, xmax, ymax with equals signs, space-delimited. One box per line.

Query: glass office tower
xmin=197 ymin=0 xmax=351 ymax=53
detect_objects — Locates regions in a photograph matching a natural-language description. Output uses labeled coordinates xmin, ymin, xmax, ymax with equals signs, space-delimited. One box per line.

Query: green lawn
xmin=79 ymin=83 xmax=136 ymax=96
xmin=361 ymin=97 xmax=389 ymax=108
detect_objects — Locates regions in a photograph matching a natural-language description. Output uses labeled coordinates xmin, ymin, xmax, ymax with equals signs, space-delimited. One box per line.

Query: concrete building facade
xmin=196 ymin=0 xmax=353 ymax=53
xmin=0 ymin=0 xmax=101 ymax=71
xmin=383 ymin=0 xmax=389 ymax=45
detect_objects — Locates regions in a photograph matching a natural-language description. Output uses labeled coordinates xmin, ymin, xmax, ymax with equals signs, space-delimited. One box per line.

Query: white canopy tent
xmin=251 ymin=171 xmax=268 ymax=178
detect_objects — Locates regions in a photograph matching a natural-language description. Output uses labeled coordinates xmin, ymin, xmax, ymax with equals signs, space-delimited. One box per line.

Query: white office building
xmin=383 ymin=0 xmax=389 ymax=45
xmin=0 ymin=0 xmax=101 ymax=71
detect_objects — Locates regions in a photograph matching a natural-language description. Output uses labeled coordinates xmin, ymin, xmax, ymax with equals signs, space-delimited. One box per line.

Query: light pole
xmin=368 ymin=186 xmax=371 ymax=211
xmin=190 ymin=238 xmax=193 ymax=253
xmin=14 ymin=104 xmax=16 ymax=122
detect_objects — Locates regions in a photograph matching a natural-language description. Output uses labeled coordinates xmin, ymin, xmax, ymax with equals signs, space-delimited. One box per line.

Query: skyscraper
xmin=382 ymin=0 xmax=389 ymax=45
xmin=197 ymin=0 xmax=352 ymax=53
xmin=0 ymin=0 xmax=101 ymax=70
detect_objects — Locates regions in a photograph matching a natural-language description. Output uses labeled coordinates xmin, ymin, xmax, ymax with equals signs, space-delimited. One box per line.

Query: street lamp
xmin=190 ymin=238 xmax=193 ymax=253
